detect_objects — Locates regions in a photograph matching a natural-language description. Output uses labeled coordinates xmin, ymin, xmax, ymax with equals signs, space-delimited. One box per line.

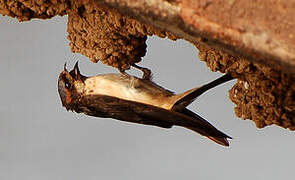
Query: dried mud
xmin=197 ymin=44 xmax=295 ymax=130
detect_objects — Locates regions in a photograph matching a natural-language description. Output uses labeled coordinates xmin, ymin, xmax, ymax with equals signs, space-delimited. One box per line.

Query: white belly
xmin=84 ymin=75 xmax=175 ymax=110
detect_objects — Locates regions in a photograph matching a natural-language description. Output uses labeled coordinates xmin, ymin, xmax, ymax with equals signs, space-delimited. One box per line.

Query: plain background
xmin=1 ymin=15 xmax=295 ymax=180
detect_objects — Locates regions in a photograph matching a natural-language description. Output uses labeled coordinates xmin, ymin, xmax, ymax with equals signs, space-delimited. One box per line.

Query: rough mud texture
xmin=196 ymin=44 xmax=295 ymax=130
xmin=0 ymin=0 xmax=176 ymax=70
xmin=1 ymin=0 xmax=295 ymax=130
xmin=67 ymin=1 xmax=176 ymax=70
xmin=0 ymin=0 xmax=69 ymax=21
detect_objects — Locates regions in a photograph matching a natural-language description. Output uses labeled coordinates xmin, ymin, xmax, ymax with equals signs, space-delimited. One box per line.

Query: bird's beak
xmin=73 ymin=61 xmax=80 ymax=77
xmin=64 ymin=62 xmax=68 ymax=72
xmin=70 ymin=61 xmax=83 ymax=80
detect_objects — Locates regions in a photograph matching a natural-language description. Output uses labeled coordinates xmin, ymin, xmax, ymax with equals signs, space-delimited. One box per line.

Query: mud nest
xmin=67 ymin=1 xmax=176 ymax=70
xmin=0 ymin=0 xmax=69 ymax=21
xmin=1 ymin=0 xmax=295 ymax=130
xmin=196 ymin=44 xmax=295 ymax=130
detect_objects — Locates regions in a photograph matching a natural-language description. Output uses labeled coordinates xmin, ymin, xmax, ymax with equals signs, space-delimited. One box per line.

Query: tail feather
xmin=172 ymin=74 xmax=234 ymax=111
xmin=186 ymin=127 xmax=231 ymax=147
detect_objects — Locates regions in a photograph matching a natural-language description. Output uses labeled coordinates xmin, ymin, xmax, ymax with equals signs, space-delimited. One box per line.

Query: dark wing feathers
xmin=179 ymin=108 xmax=231 ymax=146
xmin=73 ymin=94 xmax=230 ymax=142
xmin=74 ymin=94 xmax=173 ymax=128
xmin=180 ymin=108 xmax=231 ymax=139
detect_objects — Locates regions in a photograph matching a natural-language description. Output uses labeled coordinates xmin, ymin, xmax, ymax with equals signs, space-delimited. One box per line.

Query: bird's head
xmin=58 ymin=62 xmax=87 ymax=110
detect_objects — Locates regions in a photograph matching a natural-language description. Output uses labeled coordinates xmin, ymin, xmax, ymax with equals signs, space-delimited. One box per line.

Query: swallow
xmin=58 ymin=62 xmax=234 ymax=146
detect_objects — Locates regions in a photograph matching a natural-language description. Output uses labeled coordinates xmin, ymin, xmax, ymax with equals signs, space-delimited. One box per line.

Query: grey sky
xmin=1 ymin=16 xmax=294 ymax=180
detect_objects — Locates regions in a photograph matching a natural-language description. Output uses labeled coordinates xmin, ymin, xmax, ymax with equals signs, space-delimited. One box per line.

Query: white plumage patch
xmin=83 ymin=74 xmax=176 ymax=110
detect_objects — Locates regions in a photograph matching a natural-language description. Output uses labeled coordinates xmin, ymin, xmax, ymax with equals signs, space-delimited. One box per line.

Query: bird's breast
xmin=84 ymin=75 xmax=175 ymax=110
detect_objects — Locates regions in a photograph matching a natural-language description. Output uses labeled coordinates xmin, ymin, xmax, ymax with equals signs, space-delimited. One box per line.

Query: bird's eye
xmin=65 ymin=81 xmax=71 ymax=89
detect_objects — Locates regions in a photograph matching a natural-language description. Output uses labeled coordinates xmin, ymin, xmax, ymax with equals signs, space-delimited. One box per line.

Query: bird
xmin=58 ymin=62 xmax=234 ymax=146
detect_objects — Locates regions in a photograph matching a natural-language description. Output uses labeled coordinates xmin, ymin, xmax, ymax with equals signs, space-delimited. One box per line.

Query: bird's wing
xmin=179 ymin=108 xmax=231 ymax=146
xmin=72 ymin=94 xmax=231 ymax=146
xmin=171 ymin=74 xmax=234 ymax=111
xmin=74 ymin=94 xmax=173 ymax=128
